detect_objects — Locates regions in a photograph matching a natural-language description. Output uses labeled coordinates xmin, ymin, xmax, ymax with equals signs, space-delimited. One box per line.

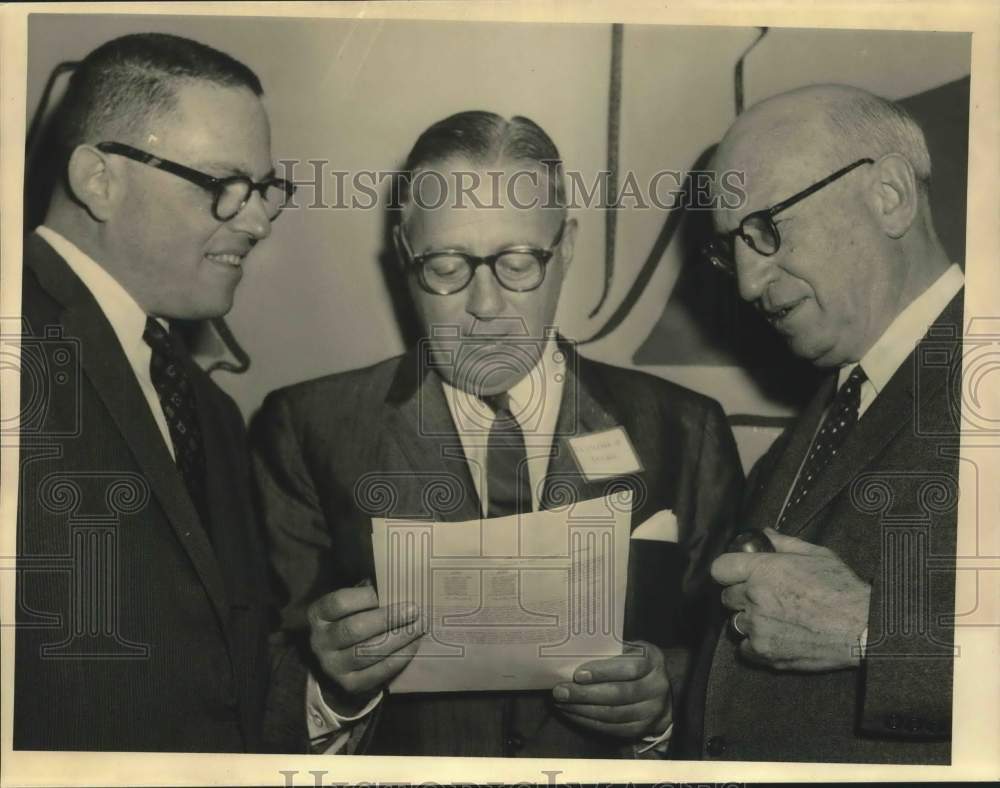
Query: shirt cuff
xmin=858 ymin=626 xmax=869 ymax=659
xmin=636 ymin=721 xmax=673 ymax=755
xmin=305 ymin=671 xmax=382 ymax=751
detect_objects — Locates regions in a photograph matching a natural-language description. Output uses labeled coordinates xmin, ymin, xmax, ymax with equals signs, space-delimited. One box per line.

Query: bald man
xmin=681 ymin=85 xmax=962 ymax=763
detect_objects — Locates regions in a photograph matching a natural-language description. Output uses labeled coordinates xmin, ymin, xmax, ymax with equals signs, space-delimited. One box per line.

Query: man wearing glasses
xmin=251 ymin=111 xmax=743 ymax=757
xmin=683 ymin=84 xmax=962 ymax=763
xmin=17 ymin=33 xmax=299 ymax=751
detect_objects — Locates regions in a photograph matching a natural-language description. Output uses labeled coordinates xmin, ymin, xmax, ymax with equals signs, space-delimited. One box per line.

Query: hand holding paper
xmin=371 ymin=493 xmax=633 ymax=693
xmin=551 ymin=641 xmax=672 ymax=739
xmin=308 ymin=583 xmax=427 ymax=715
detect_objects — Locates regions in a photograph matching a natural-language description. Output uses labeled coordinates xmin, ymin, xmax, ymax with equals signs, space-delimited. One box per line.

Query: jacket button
xmin=884 ymin=714 xmax=900 ymax=730
xmin=705 ymin=736 xmax=727 ymax=756
xmin=906 ymin=716 xmax=923 ymax=733
xmin=504 ymin=733 xmax=525 ymax=753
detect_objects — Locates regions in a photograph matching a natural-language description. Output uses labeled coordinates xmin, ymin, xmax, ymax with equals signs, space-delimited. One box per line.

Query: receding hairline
xmin=399 ymin=153 xmax=568 ymax=226
xmin=717 ymin=84 xmax=931 ymax=182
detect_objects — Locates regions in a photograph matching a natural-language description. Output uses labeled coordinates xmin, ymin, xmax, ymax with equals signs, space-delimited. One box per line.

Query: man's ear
xmin=556 ymin=216 xmax=578 ymax=272
xmin=866 ymin=153 xmax=919 ymax=239
xmin=65 ymin=145 xmax=119 ymax=222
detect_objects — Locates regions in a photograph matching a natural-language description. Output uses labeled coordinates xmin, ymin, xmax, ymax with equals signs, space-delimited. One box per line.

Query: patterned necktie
xmin=778 ymin=365 xmax=867 ymax=528
xmin=143 ymin=317 xmax=211 ymax=532
xmin=480 ymin=391 xmax=532 ymax=518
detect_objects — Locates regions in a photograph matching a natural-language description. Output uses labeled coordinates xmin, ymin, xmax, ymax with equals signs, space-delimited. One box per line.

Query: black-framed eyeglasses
xmin=702 ymin=157 xmax=874 ymax=276
xmin=96 ymin=141 xmax=297 ymax=222
xmin=397 ymin=220 xmax=566 ymax=296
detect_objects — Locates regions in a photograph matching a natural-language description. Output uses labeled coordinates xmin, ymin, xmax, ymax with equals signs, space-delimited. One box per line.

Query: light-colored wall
xmin=25 ymin=15 xmax=971 ymax=470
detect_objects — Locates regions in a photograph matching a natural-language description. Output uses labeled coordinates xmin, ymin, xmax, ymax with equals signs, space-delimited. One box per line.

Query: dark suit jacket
xmin=14 ymin=232 xmax=295 ymax=752
xmin=251 ymin=344 xmax=744 ymax=757
xmin=682 ymin=291 xmax=963 ymax=764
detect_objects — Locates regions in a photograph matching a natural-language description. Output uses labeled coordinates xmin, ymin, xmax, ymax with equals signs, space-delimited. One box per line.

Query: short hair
xmin=397 ymin=110 xmax=566 ymax=213
xmin=53 ymin=32 xmax=262 ymax=155
xmin=825 ymin=91 xmax=932 ymax=193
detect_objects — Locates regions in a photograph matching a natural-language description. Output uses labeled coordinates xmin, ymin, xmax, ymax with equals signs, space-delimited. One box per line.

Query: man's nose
xmin=228 ymin=191 xmax=272 ymax=241
xmin=465 ymin=265 xmax=505 ymax=319
xmin=734 ymin=244 xmax=778 ymax=303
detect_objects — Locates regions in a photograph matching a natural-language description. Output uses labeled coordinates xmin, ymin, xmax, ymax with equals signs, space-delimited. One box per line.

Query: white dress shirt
xmin=35 ymin=225 xmax=174 ymax=458
xmin=840 ymin=263 xmax=964 ymax=418
xmin=779 ymin=263 xmax=964 ymax=524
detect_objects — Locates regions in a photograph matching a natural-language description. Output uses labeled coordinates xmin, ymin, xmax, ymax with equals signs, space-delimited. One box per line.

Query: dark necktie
xmin=778 ymin=365 xmax=867 ymax=528
xmin=480 ymin=391 xmax=532 ymax=518
xmin=143 ymin=317 xmax=211 ymax=532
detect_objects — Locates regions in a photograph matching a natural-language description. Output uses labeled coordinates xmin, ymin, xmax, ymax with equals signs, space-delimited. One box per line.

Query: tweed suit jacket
xmin=682 ymin=291 xmax=963 ymax=764
xmin=251 ymin=345 xmax=744 ymax=758
xmin=14 ymin=232 xmax=298 ymax=752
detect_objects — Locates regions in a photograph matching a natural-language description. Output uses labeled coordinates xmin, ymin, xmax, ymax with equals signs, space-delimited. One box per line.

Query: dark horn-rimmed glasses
xmin=702 ymin=158 xmax=874 ymax=276
xmin=96 ymin=141 xmax=297 ymax=222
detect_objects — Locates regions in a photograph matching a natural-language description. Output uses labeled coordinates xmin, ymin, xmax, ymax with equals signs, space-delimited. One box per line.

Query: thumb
xmin=763 ymin=527 xmax=831 ymax=557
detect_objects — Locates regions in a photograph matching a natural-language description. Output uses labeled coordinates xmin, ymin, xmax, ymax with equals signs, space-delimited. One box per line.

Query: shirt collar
xmin=36 ymin=225 xmax=156 ymax=360
xmin=840 ymin=263 xmax=964 ymax=392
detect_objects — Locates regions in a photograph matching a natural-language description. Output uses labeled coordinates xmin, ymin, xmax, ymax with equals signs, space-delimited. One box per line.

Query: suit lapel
xmin=777 ymin=290 xmax=964 ymax=537
xmin=744 ymin=374 xmax=835 ymax=531
xmin=25 ymin=233 xmax=232 ymax=620
xmin=191 ymin=363 xmax=256 ymax=605
xmin=382 ymin=349 xmax=481 ymax=522
xmin=541 ymin=351 xmax=639 ymax=522
xmin=381 ymin=347 xmax=636 ymax=521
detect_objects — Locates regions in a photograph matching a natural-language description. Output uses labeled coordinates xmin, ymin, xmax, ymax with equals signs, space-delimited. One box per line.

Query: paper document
xmin=370 ymin=492 xmax=631 ymax=693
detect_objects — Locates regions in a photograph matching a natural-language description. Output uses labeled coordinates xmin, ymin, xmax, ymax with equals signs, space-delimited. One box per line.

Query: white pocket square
xmin=631 ymin=509 xmax=679 ymax=542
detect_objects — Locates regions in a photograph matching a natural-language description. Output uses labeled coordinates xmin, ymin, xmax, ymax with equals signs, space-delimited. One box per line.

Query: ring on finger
xmin=731 ymin=610 xmax=749 ymax=639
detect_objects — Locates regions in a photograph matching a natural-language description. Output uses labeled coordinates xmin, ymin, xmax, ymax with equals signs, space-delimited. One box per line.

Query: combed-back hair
xmin=825 ymin=90 xmax=932 ymax=193
xmin=397 ymin=110 xmax=566 ymax=211
xmin=53 ymin=32 xmax=262 ymax=156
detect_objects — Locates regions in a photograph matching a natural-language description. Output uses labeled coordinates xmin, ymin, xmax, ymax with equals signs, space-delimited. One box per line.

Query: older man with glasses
xmin=251 ymin=110 xmax=744 ymax=758
xmin=681 ymin=84 xmax=963 ymax=764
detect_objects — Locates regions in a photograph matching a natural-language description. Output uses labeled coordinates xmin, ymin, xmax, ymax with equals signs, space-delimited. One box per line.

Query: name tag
xmin=567 ymin=427 xmax=643 ymax=481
